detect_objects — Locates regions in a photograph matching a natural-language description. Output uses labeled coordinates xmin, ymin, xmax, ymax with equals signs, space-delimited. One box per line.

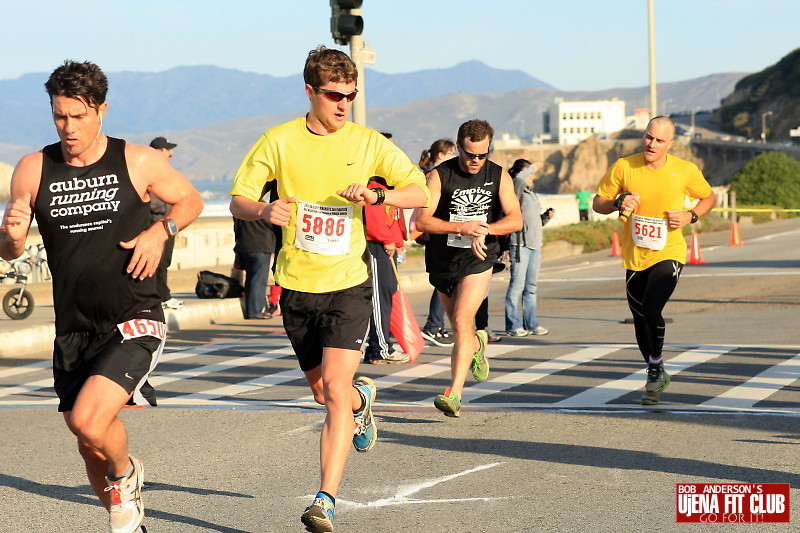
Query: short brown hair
xmin=44 ymin=60 xmax=108 ymax=109
xmin=303 ymin=46 xmax=358 ymax=87
xmin=457 ymin=119 xmax=494 ymax=145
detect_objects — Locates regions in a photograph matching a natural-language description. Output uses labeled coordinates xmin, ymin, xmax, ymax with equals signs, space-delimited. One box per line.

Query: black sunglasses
xmin=461 ymin=148 xmax=489 ymax=160
xmin=313 ymin=86 xmax=359 ymax=103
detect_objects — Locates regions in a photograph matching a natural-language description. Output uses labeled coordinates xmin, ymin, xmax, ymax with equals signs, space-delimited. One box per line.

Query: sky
xmin=1 ymin=1 xmax=797 ymax=91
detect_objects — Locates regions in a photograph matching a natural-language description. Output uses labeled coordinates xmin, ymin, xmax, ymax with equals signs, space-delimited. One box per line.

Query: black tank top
xmin=425 ymin=157 xmax=503 ymax=277
xmin=35 ymin=137 xmax=164 ymax=335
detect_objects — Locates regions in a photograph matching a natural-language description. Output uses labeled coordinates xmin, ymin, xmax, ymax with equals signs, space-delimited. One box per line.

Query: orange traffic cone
xmin=686 ymin=232 xmax=706 ymax=264
xmin=729 ymin=221 xmax=743 ymax=246
xmin=610 ymin=231 xmax=622 ymax=256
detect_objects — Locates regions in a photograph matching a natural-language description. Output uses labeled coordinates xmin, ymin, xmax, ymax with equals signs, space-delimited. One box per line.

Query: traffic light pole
xmin=349 ymin=8 xmax=366 ymax=126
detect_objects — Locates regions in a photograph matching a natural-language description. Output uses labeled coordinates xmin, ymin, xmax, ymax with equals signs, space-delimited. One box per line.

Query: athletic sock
xmin=108 ymin=459 xmax=134 ymax=482
xmin=316 ymin=491 xmax=335 ymax=505
xmin=648 ymin=356 xmax=663 ymax=366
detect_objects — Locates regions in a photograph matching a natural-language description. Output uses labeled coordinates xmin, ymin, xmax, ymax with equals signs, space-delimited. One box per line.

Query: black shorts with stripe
xmin=280 ymin=279 xmax=373 ymax=371
xmin=53 ymin=327 xmax=166 ymax=412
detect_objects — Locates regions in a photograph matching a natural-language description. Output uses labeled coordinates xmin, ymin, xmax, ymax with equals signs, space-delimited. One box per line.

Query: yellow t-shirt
xmin=596 ymin=153 xmax=712 ymax=271
xmin=231 ymin=117 xmax=429 ymax=293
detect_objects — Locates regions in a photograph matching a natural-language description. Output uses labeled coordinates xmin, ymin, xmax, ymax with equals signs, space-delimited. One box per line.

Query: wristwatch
xmin=162 ymin=218 xmax=179 ymax=237
xmin=371 ymin=187 xmax=386 ymax=205
xmin=689 ymin=210 xmax=699 ymax=224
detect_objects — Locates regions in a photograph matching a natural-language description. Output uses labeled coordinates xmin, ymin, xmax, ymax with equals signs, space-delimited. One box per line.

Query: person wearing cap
xmin=149 ymin=137 xmax=183 ymax=309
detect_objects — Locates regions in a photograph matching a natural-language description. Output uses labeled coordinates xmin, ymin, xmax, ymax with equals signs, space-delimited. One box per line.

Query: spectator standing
xmin=149 ymin=136 xmax=183 ymax=309
xmin=234 ymin=182 xmax=279 ymax=319
xmin=504 ymin=159 xmax=552 ymax=337
xmin=364 ymin=175 xmax=409 ymax=363
xmin=415 ymin=138 xmax=456 ymax=347
xmin=575 ymin=184 xmax=592 ymax=221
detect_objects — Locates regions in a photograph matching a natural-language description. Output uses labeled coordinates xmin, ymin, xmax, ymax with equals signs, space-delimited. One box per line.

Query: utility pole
xmin=330 ymin=0 xmax=367 ymax=126
xmin=348 ymin=7 xmax=366 ymax=126
xmin=647 ymin=0 xmax=657 ymax=120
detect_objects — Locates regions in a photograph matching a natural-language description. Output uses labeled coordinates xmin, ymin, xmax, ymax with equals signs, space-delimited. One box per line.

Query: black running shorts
xmin=280 ymin=279 xmax=373 ymax=372
xmin=53 ymin=326 xmax=166 ymax=412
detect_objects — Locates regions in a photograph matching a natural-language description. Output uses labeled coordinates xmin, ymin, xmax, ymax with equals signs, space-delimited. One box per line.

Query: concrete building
xmin=545 ymin=98 xmax=626 ymax=145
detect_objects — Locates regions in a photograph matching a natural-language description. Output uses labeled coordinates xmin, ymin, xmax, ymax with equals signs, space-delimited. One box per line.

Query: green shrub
xmin=731 ymin=151 xmax=800 ymax=208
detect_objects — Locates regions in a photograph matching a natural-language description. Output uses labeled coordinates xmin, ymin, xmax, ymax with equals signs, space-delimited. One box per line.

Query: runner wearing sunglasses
xmin=229 ymin=45 xmax=429 ymax=533
xmin=415 ymin=119 xmax=522 ymax=417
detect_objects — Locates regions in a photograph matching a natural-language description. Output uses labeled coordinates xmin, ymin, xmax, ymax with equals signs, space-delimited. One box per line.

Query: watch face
xmin=165 ymin=219 xmax=179 ymax=235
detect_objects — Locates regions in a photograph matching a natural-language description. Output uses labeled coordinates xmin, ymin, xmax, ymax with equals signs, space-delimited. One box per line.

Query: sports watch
xmin=689 ymin=210 xmax=699 ymax=224
xmin=370 ymin=187 xmax=386 ymax=205
xmin=162 ymin=218 xmax=179 ymax=237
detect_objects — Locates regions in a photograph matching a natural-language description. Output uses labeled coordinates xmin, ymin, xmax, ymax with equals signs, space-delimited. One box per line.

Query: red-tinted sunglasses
xmin=313 ymin=86 xmax=358 ymax=103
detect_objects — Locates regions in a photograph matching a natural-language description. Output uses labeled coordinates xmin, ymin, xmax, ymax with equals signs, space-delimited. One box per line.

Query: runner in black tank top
xmin=415 ymin=120 xmax=522 ymax=418
xmin=0 ymin=61 xmax=203 ymax=533
xmin=425 ymin=156 xmax=503 ymax=293
xmin=37 ymin=136 xmax=164 ymax=335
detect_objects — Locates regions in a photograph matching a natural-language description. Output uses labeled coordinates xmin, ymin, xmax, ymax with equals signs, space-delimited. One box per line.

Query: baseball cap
xmin=150 ymin=137 xmax=177 ymax=150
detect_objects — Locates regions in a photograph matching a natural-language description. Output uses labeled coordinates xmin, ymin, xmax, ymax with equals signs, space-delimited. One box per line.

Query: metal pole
xmin=349 ymin=8 xmax=366 ymax=126
xmin=647 ymin=0 xmax=657 ymax=120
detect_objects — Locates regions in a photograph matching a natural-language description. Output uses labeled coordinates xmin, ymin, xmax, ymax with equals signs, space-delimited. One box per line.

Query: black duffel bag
xmin=195 ymin=270 xmax=242 ymax=299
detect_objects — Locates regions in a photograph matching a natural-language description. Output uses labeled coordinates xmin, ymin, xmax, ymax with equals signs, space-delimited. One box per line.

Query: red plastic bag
xmin=389 ymin=260 xmax=425 ymax=362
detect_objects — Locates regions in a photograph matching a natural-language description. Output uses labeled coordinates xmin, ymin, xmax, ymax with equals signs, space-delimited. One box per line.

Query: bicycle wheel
xmin=3 ymin=289 xmax=34 ymax=319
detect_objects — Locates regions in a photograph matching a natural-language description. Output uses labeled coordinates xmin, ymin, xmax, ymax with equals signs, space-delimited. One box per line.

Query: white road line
xmin=0 ymin=359 xmax=51 ymax=380
xmin=149 ymin=345 xmax=294 ymax=388
xmin=460 ymin=346 xmax=621 ymax=404
xmin=699 ymin=352 xmax=800 ymax=409
xmin=554 ymin=345 xmax=734 ymax=406
xmin=160 ymin=367 xmax=304 ymax=403
xmin=336 ymin=462 xmax=507 ymax=508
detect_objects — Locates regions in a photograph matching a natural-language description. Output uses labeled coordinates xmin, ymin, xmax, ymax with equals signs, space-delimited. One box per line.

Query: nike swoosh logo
xmin=125 ymin=373 xmax=134 ymax=380
xmin=483 ymin=182 xmax=493 ymax=186
xmin=347 ymin=162 xmax=355 ymax=166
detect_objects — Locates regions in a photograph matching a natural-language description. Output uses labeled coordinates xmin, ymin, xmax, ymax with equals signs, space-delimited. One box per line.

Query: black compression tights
xmin=625 ymin=260 xmax=683 ymax=365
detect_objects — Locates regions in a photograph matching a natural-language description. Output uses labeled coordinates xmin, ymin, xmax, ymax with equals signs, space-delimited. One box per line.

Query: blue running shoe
xmin=352 ymin=376 xmax=377 ymax=452
xmin=301 ymin=493 xmax=335 ymax=533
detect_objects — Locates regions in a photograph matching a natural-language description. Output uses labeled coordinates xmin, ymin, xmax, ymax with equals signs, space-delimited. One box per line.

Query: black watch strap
xmin=690 ymin=210 xmax=698 ymax=224
xmin=371 ymin=187 xmax=386 ymax=205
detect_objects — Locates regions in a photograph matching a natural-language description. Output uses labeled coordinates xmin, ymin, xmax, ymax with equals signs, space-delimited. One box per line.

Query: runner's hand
xmin=471 ymin=235 xmax=488 ymax=260
xmin=665 ymin=210 xmax=692 ymax=229
xmin=337 ymin=184 xmax=376 ymax=206
xmin=266 ymin=197 xmax=295 ymax=226
xmin=460 ymin=220 xmax=489 ymax=237
xmin=1 ymin=193 xmax=32 ymax=242
xmin=120 ymin=223 xmax=167 ymax=280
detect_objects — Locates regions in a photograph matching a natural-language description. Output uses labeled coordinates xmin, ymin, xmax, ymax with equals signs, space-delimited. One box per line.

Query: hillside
xmin=0 ymin=69 xmax=745 ymax=188
xmin=0 ymin=61 xmax=551 ymax=147
xmin=716 ymin=48 xmax=800 ymax=140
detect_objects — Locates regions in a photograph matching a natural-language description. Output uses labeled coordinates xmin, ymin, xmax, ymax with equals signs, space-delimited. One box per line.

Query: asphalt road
xmin=1 ymin=219 xmax=798 ymax=532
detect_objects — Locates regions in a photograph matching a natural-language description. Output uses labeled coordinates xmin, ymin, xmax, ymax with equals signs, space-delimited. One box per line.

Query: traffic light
xmin=330 ymin=0 xmax=363 ymax=45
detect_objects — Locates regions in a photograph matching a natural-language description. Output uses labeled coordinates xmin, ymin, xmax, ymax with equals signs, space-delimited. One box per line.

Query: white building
xmin=545 ymin=98 xmax=626 ymax=145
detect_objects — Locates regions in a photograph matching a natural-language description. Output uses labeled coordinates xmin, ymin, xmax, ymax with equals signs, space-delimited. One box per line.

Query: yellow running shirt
xmin=596 ymin=153 xmax=712 ymax=271
xmin=231 ymin=117 xmax=429 ymax=293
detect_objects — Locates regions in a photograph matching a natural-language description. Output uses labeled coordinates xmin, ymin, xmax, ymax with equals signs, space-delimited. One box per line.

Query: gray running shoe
xmin=530 ymin=326 xmax=549 ymax=336
xmin=642 ymin=365 xmax=671 ymax=405
xmin=105 ymin=456 xmax=144 ymax=533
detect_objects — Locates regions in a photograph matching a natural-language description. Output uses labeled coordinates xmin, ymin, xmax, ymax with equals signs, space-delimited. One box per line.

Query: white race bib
xmin=631 ymin=214 xmax=668 ymax=251
xmin=447 ymin=213 xmax=487 ymax=248
xmin=117 ymin=319 xmax=167 ymax=341
xmin=294 ymin=201 xmax=353 ymax=256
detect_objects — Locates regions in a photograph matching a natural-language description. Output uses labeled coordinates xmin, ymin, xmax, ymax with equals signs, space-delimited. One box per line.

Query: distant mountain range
xmin=0 ymin=61 xmax=745 ymax=182
xmin=0 ymin=60 xmax=552 ymax=147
